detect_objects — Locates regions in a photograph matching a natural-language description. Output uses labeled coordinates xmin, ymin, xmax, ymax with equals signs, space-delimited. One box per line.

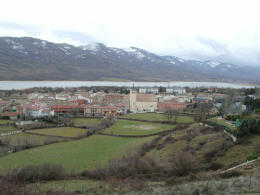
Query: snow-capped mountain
xmin=0 ymin=36 xmax=260 ymax=83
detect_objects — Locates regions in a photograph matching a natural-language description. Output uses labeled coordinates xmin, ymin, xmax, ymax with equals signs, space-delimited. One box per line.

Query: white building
xmin=139 ymin=87 xmax=159 ymax=94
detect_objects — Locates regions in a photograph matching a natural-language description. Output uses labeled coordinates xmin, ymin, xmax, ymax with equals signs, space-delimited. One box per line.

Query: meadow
xmin=26 ymin=127 xmax=87 ymax=138
xmin=120 ymin=113 xmax=194 ymax=123
xmin=0 ymin=134 xmax=155 ymax=171
xmin=0 ymin=119 xmax=14 ymax=125
xmin=103 ymin=119 xmax=174 ymax=135
xmin=0 ymin=125 xmax=18 ymax=133
xmin=72 ymin=118 xmax=102 ymax=126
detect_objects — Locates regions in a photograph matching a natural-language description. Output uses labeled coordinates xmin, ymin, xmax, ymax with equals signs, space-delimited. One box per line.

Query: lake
xmin=0 ymin=81 xmax=256 ymax=90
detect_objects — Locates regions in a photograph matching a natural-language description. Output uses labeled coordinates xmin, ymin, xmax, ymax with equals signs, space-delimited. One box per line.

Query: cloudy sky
xmin=0 ymin=0 xmax=260 ymax=66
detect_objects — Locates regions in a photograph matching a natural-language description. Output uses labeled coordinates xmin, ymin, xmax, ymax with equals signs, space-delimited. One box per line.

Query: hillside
xmin=1 ymin=37 xmax=260 ymax=83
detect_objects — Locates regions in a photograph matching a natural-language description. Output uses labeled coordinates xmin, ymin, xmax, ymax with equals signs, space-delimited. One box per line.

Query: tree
xmin=159 ymin=86 xmax=166 ymax=93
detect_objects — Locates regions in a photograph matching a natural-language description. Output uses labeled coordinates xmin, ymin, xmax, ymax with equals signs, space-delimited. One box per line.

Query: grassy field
xmin=103 ymin=119 xmax=174 ymax=136
xmin=0 ymin=125 xmax=18 ymax=133
xmin=0 ymin=135 xmax=156 ymax=171
xmin=0 ymin=133 xmax=68 ymax=146
xmin=26 ymin=127 xmax=87 ymax=138
xmin=28 ymin=179 xmax=104 ymax=193
xmin=72 ymin=118 xmax=102 ymax=126
xmin=0 ymin=120 xmax=14 ymax=125
xmin=120 ymin=113 xmax=194 ymax=123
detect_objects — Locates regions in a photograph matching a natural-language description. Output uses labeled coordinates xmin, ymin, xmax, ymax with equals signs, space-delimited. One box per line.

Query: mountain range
xmin=0 ymin=36 xmax=260 ymax=84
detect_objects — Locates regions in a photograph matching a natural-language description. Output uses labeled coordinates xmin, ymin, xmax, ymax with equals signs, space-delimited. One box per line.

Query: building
xmin=1 ymin=112 xmax=20 ymax=120
xmin=51 ymin=104 xmax=84 ymax=116
xmin=130 ymin=90 xmax=158 ymax=112
xmin=84 ymin=105 xmax=117 ymax=117
xmin=158 ymin=100 xmax=186 ymax=112
xmin=139 ymin=87 xmax=159 ymax=94
xmin=0 ymin=99 xmax=8 ymax=113
xmin=166 ymin=87 xmax=186 ymax=94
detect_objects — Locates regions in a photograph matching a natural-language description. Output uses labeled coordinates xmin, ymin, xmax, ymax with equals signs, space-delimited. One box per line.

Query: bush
xmin=170 ymin=152 xmax=198 ymax=176
xmin=207 ymin=162 xmax=224 ymax=171
xmin=246 ymin=153 xmax=259 ymax=161
xmin=225 ymin=115 xmax=240 ymax=121
xmin=237 ymin=119 xmax=260 ymax=137
xmin=219 ymin=170 xmax=242 ymax=179
xmin=256 ymin=108 xmax=260 ymax=114
xmin=17 ymin=163 xmax=64 ymax=182
xmin=82 ymin=154 xmax=160 ymax=179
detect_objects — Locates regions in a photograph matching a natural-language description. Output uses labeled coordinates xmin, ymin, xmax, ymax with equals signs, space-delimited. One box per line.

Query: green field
xmin=120 ymin=113 xmax=194 ymax=123
xmin=72 ymin=118 xmax=102 ymax=126
xmin=0 ymin=120 xmax=14 ymax=125
xmin=0 ymin=125 xmax=18 ymax=133
xmin=103 ymin=119 xmax=173 ymax=135
xmin=26 ymin=127 xmax=87 ymax=138
xmin=0 ymin=135 xmax=155 ymax=171
xmin=28 ymin=179 xmax=104 ymax=193
xmin=0 ymin=133 xmax=68 ymax=146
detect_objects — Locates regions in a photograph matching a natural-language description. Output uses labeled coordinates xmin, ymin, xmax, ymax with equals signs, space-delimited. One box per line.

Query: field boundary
xmin=98 ymin=126 xmax=185 ymax=138
xmin=24 ymin=131 xmax=77 ymax=140
xmin=117 ymin=117 xmax=176 ymax=124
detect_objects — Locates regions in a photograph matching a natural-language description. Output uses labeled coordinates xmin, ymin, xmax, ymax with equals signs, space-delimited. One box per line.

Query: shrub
xmin=208 ymin=162 xmax=224 ymax=171
xmin=219 ymin=170 xmax=242 ymax=179
xmin=82 ymin=154 xmax=160 ymax=179
xmin=246 ymin=153 xmax=259 ymax=161
xmin=237 ymin=119 xmax=260 ymax=137
xmin=17 ymin=163 xmax=64 ymax=182
xmin=226 ymin=115 xmax=240 ymax=121
xmin=170 ymin=152 xmax=198 ymax=176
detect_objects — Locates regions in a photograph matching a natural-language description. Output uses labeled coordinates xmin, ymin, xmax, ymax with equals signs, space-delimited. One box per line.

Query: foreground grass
xmin=0 ymin=125 xmax=18 ymax=133
xmin=103 ymin=119 xmax=174 ymax=136
xmin=145 ymin=123 xmax=231 ymax=168
xmin=0 ymin=133 xmax=68 ymax=146
xmin=120 ymin=113 xmax=194 ymax=123
xmin=26 ymin=127 xmax=86 ymax=138
xmin=0 ymin=135 xmax=155 ymax=171
xmin=72 ymin=118 xmax=102 ymax=126
xmin=217 ymin=135 xmax=260 ymax=167
xmin=28 ymin=179 xmax=104 ymax=193
xmin=0 ymin=120 xmax=14 ymax=125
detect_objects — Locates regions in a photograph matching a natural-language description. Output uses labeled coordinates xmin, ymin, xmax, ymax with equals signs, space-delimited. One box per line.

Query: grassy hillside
xmin=26 ymin=127 xmax=86 ymax=138
xmin=0 ymin=135 xmax=155 ymax=171
xmin=103 ymin=119 xmax=174 ymax=135
xmin=120 ymin=113 xmax=194 ymax=123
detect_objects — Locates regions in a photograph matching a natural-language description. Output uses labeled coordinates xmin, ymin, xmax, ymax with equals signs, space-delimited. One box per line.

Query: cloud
xmin=0 ymin=0 xmax=260 ymax=66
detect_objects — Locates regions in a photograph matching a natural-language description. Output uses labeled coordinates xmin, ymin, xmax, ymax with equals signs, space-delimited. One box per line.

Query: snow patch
xmin=81 ymin=43 xmax=99 ymax=52
xmin=207 ymin=61 xmax=220 ymax=68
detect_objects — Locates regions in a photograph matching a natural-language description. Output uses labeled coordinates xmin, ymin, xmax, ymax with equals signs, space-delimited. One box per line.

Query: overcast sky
xmin=0 ymin=0 xmax=260 ymax=66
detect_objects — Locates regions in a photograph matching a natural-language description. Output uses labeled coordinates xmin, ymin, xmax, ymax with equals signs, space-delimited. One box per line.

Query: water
xmin=0 ymin=81 xmax=256 ymax=90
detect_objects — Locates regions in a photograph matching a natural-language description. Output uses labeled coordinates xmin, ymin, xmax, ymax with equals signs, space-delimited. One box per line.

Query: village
xmin=1 ymin=86 xmax=256 ymax=122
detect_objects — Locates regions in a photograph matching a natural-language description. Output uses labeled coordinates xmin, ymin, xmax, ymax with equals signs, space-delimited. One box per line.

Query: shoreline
xmin=0 ymin=81 xmax=257 ymax=90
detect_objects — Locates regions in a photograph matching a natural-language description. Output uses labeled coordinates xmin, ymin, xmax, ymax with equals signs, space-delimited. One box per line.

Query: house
xmin=51 ymin=104 xmax=84 ymax=116
xmin=228 ymin=102 xmax=246 ymax=115
xmin=0 ymin=99 xmax=8 ymax=113
xmin=166 ymin=87 xmax=186 ymax=94
xmin=1 ymin=112 xmax=20 ymax=120
xmin=158 ymin=100 xmax=186 ymax=112
xmin=130 ymin=90 xmax=158 ymax=112
xmin=84 ymin=105 xmax=117 ymax=117
xmin=139 ymin=87 xmax=159 ymax=94
xmin=115 ymin=103 xmax=127 ymax=115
